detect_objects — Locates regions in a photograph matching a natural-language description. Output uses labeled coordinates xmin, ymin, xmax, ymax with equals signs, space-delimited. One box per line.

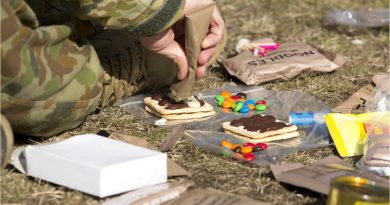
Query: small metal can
xmin=327 ymin=176 xmax=389 ymax=205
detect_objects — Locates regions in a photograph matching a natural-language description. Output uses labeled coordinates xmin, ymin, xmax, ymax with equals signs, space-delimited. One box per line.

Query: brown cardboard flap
xmin=164 ymin=188 xmax=269 ymax=205
xmin=109 ymin=133 xmax=191 ymax=177
xmin=169 ymin=3 xmax=215 ymax=101
xmin=270 ymin=156 xmax=389 ymax=195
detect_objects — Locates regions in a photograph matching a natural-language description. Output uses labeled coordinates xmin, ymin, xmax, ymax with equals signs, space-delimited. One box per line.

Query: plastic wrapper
xmin=119 ymin=85 xmax=331 ymax=165
xmin=356 ymin=84 xmax=390 ymax=176
xmin=325 ymin=9 xmax=389 ymax=27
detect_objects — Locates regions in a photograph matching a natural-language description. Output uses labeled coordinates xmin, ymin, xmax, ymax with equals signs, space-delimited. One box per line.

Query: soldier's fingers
xmin=202 ymin=8 xmax=224 ymax=49
xmin=198 ymin=47 xmax=216 ymax=66
xmin=196 ymin=63 xmax=208 ymax=79
xmin=160 ymin=41 xmax=188 ymax=80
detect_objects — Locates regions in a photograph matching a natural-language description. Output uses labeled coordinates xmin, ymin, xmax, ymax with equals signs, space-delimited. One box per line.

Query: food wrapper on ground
xmin=164 ymin=187 xmax=269 ymax=205
xmin=102 ymin=181 xmax=192 ymax=205
xmin=357 ymin=122 xmax=390 ymax=176
xmin=271 ymin=156 xmax=389 ymax=195
xmin=223 ymin=41 xmax=345 ymax=85
xmin=334 ymin=72 xmax=389 ymax=114
xmin=324 ymin=112 xmax=390 ymax=157
xmin=325 ymin=8 xmax=390 ymax=27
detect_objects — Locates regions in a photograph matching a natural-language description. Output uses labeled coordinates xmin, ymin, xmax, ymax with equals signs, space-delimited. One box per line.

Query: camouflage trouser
xmin=1 ymin=0 xmax=105 ymax=137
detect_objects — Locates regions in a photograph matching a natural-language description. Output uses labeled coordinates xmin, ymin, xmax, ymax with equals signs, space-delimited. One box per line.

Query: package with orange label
xmin=324 ymin=112 xmax=390 ymax=157
xmin=356 ymin=120 xmax=390 ymax=176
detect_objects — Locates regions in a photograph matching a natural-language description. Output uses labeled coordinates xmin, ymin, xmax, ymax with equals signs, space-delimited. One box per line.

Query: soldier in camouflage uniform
xmin=0 ymin=0 xmax=226 ymax=167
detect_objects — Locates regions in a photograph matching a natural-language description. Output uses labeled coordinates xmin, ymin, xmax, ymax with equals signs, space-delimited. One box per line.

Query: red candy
xmin=230 ymin=96 xmax=240 ymax=102
xmin=243 ymin=142 xmax=255 ymax=148
xmin=256 ymin=100 xmax=267 ymax=105
xmin=243 ymin=153 xmax=255 ymax=161
xmin=256 ymin=143 xmax=268 ymax=150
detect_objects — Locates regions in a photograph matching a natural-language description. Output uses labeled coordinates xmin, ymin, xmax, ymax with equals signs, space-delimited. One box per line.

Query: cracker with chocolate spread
xmin=144 ymin=94 xmax=215 ymax=120
xmin=223 ymin=114 xmax=299 ymax=142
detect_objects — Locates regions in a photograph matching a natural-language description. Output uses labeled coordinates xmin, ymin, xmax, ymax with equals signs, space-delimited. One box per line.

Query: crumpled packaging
xmin=169 ymin=3 xmax=215 ymax=101
xmin=334 ymin=72 xmax=389 ymax=114
xmin=223 ymin=41 xmax=345 ymax=85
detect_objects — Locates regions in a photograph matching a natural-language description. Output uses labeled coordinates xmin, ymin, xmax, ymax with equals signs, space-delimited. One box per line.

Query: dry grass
xmin=1 ymin=0 xmax=389 ymax=204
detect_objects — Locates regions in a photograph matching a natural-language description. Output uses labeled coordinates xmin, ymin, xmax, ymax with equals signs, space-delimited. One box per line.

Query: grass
xmin=1 ymin=0 xmax=389 ymax=204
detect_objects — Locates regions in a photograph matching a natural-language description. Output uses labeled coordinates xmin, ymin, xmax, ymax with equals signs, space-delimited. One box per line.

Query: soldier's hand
xmin=184 ymin=0 xmax=225 ymax=78
xmin=140 ymin=28 xmax=188 ymax=80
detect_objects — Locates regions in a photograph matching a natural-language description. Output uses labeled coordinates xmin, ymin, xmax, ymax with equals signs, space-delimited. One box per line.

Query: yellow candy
xmin=247 ymin=104 xmax=255 ymax=110
xmin=220 ymin=140 xmax=233 ymax=149
xmin=240 ymin=146 xmax=253 ymax=154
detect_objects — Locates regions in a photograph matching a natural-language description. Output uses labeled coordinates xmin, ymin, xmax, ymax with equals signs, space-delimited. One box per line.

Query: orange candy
xmin=220 ymin=140 xmax=233 ymax=149
xmin=222 ymin=100 xmax=233 ymax=108
xmin=240 ymin=146 xmax=253 ymax=154
xmin=247 ymin=104 xmax=255 ymax=110
xmin=238 ymin=98 xmax=246 ymax=103
xmin=226 ymin=97 xmax=235 ymax=103
xmin=220 ymin=91 xmax=232 ymax=98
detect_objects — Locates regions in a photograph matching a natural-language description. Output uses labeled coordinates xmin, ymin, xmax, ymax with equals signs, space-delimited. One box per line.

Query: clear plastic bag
xmin=356 ymin=83 xmax=390 ymax=176
xmin=325 ymin=9 xmax=389 ymax=27
xmin=120 ymin=84 xmax=332 ymax=165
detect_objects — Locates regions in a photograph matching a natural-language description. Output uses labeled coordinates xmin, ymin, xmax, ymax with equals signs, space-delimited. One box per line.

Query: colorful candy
xmin=232 ymin=145 xmax=242 ymax=153
xmin=215 ymin=95 xmax=225 ymax=102
xmin=257 ymin=100 xmax=267 ymax=105
xmin=222 ymin=100 xmax=233 ymax=108
xmin=233 ymin=101 xmax=243 ymax=112
xmin=256 ymin=143 xmax=268 ymax=150
xmin=255 ymin=104 xmax=266 ymax=111
xmin=240 ymin=146 xmax=253 ymax=154
xmin=219 ymin=140 xmax=269 ymax=162
xmin=245 ymin=100 xmax=256 ymax=105
xmin=220 ymin=91 xmax=232 ymax=98
xmin=240 ymin=107 xmax=250 ymax=113
xmin=220 ymin=140 xmax=233 ymax=149
xmin=243 ymin=153 xmax=255 ymax=161
xmin=236 ymin=92 xmax=247 ymax=99
xmin=216 ymin=92 xmax=267 ymax=113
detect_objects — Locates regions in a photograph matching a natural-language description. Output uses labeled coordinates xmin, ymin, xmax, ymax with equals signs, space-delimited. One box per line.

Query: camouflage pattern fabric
xmin=0 ymin=0 xmax=184 ymax=137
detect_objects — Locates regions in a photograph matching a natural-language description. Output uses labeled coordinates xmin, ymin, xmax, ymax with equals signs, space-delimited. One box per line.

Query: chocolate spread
xmin=230 ymin=114 xmax=290 ymax=132
xmin=150 ymin=94 xmax=205 ymax=110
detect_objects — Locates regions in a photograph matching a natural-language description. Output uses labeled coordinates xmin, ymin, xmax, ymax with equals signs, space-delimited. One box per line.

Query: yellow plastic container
xmin=324 ymin=112 xmax=390 ymax=157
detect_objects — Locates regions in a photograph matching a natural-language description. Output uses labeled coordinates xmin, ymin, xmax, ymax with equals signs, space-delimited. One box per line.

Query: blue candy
xmin=245 ymin=100 xmax=256 ymax=105
xmin=240 ymin=106 xmax=250 ymax=113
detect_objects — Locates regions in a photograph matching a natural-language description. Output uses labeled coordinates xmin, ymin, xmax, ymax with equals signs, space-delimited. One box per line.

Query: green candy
xmin=255 ymin=104 xmax=267 ymax=111
xmin=215 ymin=95 xmax=225 ymax=102
xmin=217 ymin=99 xmax=224 ymax=106
xmin=234 ymin=101 xmax=243 ymax=112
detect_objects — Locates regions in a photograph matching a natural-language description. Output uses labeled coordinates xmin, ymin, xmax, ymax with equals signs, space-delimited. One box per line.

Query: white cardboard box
xmin=12 ymin=134 xmax=167 ymax=198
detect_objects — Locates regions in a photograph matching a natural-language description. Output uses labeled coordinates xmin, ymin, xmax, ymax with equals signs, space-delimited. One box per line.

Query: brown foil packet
xmin=102 ymin=181 xmax=192 ymax=205
xmin=169 ymin=4 xmax=215 ymax=101
xmin=334 ymin=72 xmax=389 ymax=113
xmin=164 ymin=188 xmax=269 ymax=205
xmin=223 ymin=41 xmax=345 ymax=85
xmin=271 ymin=156 xmax=389 ymax=195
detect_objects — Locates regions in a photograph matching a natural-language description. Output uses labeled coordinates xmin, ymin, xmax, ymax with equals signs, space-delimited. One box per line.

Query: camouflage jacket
xmin=1 ymin=0 xmax=184 ymax=136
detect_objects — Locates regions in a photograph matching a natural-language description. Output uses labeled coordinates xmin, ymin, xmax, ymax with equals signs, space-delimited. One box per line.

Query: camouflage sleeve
xmin=1 ymin=0 xmax=104 ymax=136
xmin=72 ymin=0 xmax=185 ymax=36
